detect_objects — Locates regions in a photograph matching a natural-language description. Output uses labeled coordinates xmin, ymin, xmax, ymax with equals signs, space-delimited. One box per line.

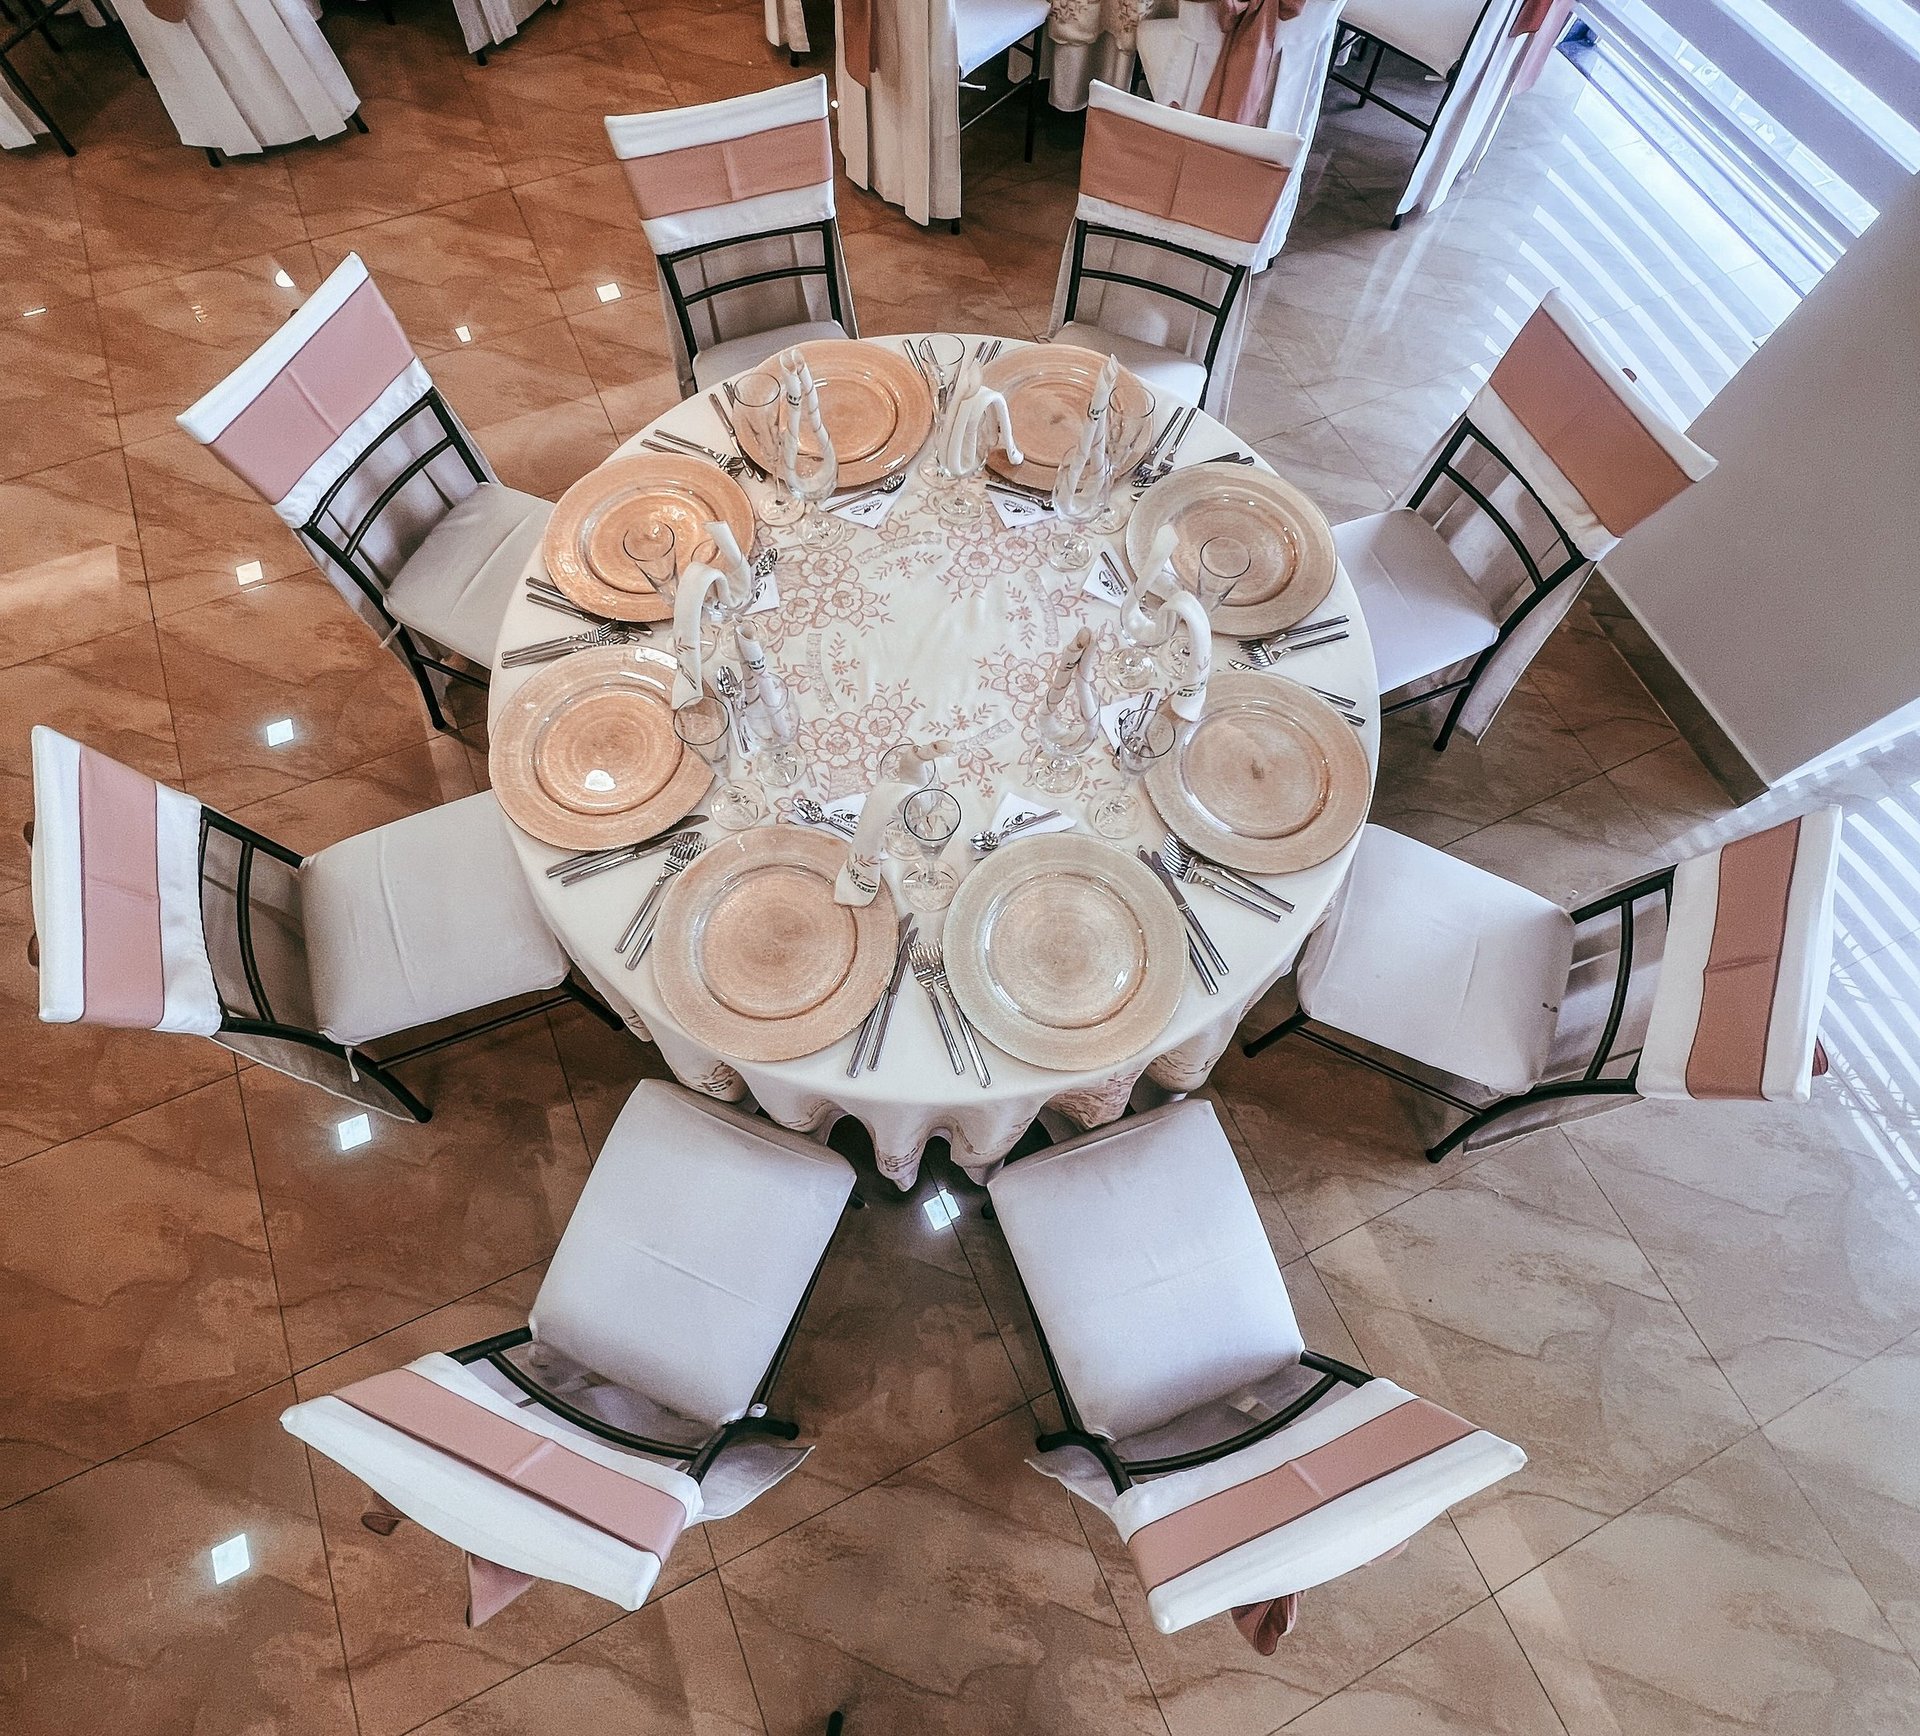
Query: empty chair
xmin=1134 ymin=0 xmax=1346 ymax=268
xmin=282 ymin=1080 xmax=856 ymax=1623
xmin=1339 ymin=289 xmax=1714 ymax=750
xmin=177 ymin=252 xmax=548 ymax=733
xmin=1048 ymin=79 xmax=1303 ymax=415
xmin=1243 ymin=810 xmax=1841 ymax=1160
xmin=608 ymin=76 xmax=857 ymax=397
xmin=988 ymin=1099 xmax=1524 ymax=1643
xmin=29 ymin=726 xmax=611 ymax=1123
xmin=450 ymin=0 xmax=557 ymax=64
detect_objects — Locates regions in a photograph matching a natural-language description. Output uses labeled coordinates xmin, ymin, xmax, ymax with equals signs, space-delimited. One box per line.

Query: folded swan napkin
xmin=671 ymin=520 xmax=753 ymax=710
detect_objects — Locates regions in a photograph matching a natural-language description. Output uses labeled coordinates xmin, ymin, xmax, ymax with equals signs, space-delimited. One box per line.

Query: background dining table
xmin=487 ymin=333 xmax=1380 ymax=1191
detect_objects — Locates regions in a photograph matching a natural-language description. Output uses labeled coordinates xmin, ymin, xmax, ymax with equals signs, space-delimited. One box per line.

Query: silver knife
xmin=850 ymin=916 xmax=915 ymax=1076
xmin=1141 ymin=849 xmax=1229 ymax=976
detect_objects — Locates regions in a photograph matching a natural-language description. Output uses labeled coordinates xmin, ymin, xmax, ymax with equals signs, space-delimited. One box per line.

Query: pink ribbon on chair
xmin=842 ymin=0 xmax=878 ymax=88
xmin=138 ymin=0 xmax=192 ymax=20
xmin=1198 ymin=0 xmax=1307 ymax=127
xmin=1231 ymin=1592 xmax=1300 ymax=1653
xmin=466 ymin=1554 xmax=538 ymax=1627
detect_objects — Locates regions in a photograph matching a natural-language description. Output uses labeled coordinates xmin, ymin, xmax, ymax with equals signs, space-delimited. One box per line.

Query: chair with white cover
xmin=281 ymin=1079 xmax=856 ymax=1626
xmin=988 ymin=1099 xmax=1525 ymax=1644
xmin=177 ymin=252 xmax=550 ymax=735
xmin=763 ymin=0 xmax=810 ymax=62
xmin=29 ymin=726 xmax=612 ymax=1124
xmin=1048 ymin=80 xmax=1301 ymax=415
xmin=1339 ymin=289 xmax=1714 ymax=751
xmin=449 ymin=0 xmax=557 ymax=64
xmin=1134 ymin=0 xmax=1346 ymax=269
xmin=1242 ymin=810 xmax=1842 ymax=1161
xmin=608 ymin=76 xmax=857 ymax=397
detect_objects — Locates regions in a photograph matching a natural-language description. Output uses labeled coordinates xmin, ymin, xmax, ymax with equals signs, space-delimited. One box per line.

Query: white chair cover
xmin=1046 ymin=80 xmax=1301 ymax=414
xmin=763 ymin=0 xmax=810 ymax=56
xmin=1 ymin=81 xmax=48 ymax=150
xmin=448 ymin=0 xmax=553 ymax=55
xmin=607 ymin=76 xmax=856 ymax=396
xmin=176 ymin=252 xmax=496 ymax=637
xmin=835 ymin=0 xmax=963 ymax=226
xmin=111 ymin=0 xmax=359 ymax=155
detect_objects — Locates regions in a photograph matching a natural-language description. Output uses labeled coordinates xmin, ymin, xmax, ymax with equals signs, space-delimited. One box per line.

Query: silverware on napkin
xmin=970 ymin=806 xmax=1062 ymax=853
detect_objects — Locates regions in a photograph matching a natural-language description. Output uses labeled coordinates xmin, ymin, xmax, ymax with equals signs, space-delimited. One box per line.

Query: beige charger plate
xmin=542 ymin=453 xmax=754 ymax=622
xmin=733 ymin=339 xmax=933 ymax=488
xmin=652 ymin=826 xmax=897 ymax=1063
xmin=980 ymin=344 xmax=1142 ymax=493
xmin=1125 ymin=465 xmax=1337 ymax=636
xmin=489 ymin=644 xmax=709 ymax=850
xmin=944 ymin=834 xmax=1185 ymax=1073
xmin=1148 ymin=671 xmax=1371 ymax=875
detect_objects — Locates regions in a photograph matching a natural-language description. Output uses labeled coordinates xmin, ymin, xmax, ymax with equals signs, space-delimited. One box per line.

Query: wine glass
xmin=673 ymin=695 xmax=765 ymax=831
xmin=1089 ymin=700 xmax=1176 ymax=841
xmin=1046 ymin=431 xmax=1110 ymax=572
xmin=877 ymin=738 xmax=935 ymax=860
xmin=917 ymin=333 xmax=967 ymax=482
xmin=899 ymin=786 xmax=963 ymax=913
xmin=1032 ymin=694 xmax=1097 ymax=796
xmin=1106 ymin=598 xmax=1176 ymax=693
xmin=729 ymin=371 xmax=802 ymax=528
xmin=785 ymin=385 xmax=840 ymax=545
xmin=1090 ymin=380 xmax=1156 ymax=536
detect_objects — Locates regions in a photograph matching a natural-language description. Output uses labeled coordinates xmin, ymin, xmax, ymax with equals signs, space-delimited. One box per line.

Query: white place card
xmin=830 ymin=487 xmax=903 ymax=528
xmin=1098 ymin=694 xmax=1159 ymax=750
xmin=980 ymin=788 xmax=1077 ymax=849
xmin=988 ymin=488 xmax=1052 ymax=531
xmin=1082 ymin=555 xmax=1129 ymax=606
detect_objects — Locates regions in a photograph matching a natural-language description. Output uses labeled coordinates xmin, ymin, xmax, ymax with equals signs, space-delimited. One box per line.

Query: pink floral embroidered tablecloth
xmin=489 ymin=335 xmax=1379 ymax=1192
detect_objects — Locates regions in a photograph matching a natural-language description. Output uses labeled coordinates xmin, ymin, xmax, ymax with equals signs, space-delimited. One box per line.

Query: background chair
xmin=1338 ymin=288 xmax=1715 ymax=750
xmin=178 ymin=252 xmax=548 ymax=734
xmin=1243 ymin=810 xmax=1841 ymax=1160
xmin=1047 ymin=79 xmax=1302 ymax=416
xmin=952 ymin=0 xmax=1051 ymax=229
xmin=282 ymin=1080 xmax=856 ymax=1623
xmin=608 ymin=75 xmax=857 ymax=397
xmin=449 ymin=0 xmax=557 ymax=64
xmin=30 ymin=726 xmax=611 ymax=1123
xmin=988 ymin=1099 xmax=1524 ymax=1640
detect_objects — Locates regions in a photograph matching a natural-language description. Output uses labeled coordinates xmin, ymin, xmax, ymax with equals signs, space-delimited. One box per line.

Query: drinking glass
xmin=1032 ymin=696 xmax=1097 ymax=796
xmin=877 ymin=738 xmax=936 ymax=860
xmin=1105 ymin=602 xmax=1175 ymax=693
xmin=622 ymin=522 xmax=677 ymax=591
xmin=1195 ymin=534 xmax=1253 ymax=610
xmin=916 ymin=332 xmax=968 ymax=481
xmin=673 ymin=695 xmax=765 ymax=831
xmin=1090 ymin=380 xmax=1156 ymax=535
xmin=899 ymin=786 xmax=963 ymax=913
xmin=1089 ymin=701 xmax=1176 ymax=841
xmin=729 ymin=371 xmax=802 ymax=527
xmin=1046 ymin=432 xmax=1110 ymax=572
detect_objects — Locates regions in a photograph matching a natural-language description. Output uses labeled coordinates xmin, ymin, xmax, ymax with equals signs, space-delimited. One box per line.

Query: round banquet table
xmin=488 ymin=335 xmax=1379 ymax=1192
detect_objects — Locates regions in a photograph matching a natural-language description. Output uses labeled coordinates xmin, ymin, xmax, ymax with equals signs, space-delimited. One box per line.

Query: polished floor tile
xmin=0 ymin=450 xmax=150 ymax=668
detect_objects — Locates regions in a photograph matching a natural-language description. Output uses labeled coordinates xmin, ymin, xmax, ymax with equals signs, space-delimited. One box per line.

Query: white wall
xmin=1604 ymin=171 xmax=1920 ymax=787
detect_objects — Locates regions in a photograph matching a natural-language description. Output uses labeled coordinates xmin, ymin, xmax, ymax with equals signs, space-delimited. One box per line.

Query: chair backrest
xmin=1341 ymin=0 xmax=1489 ymax=75
xmin=281 ymin=1352 xmax=702 ymax=1618
xmin=176 ymin=252 xmax=490 ymax=619
xmin=607 ymin=76 xmax=848 ymax=386
xmin=1639 ymin=808 xmax=1840 ymax=1102
xmin=1061 ymin=80 xmax=1302 ymax=406
xmin=1256 ymin=0 xmax=1347 ymax=263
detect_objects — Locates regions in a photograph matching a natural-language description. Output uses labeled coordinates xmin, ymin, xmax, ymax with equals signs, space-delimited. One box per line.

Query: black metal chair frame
xmin=656 ymin=219 xmax=849 ymax=395
xmin=1384 ymin=415 xmax=1591 ymax=751
xmin=0 ymin=0 xmax=85 ymax=155
xmin=1062 ymin=218 xmax=1248 ymax=403
xmin=949 ymin=21 xmax=1045 ymax=231
xmin=199 ymin=806 xmax=622 ymax=1125
xmin=299 ymin=387 xmax=496 ymax=735
xmin=1242 ymin=866 xmax=1677 ymax=1162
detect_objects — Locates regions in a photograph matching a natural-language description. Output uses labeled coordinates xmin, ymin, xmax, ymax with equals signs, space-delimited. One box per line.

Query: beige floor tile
xmin=0 ymin=451 xmax=150 ymax=668
xmin=0 ymin=296 xmax=118 ymax=481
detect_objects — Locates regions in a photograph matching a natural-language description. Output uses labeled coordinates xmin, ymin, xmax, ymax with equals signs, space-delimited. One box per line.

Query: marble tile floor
xmin=4 ymin=4 xmax=1918 ymax=1732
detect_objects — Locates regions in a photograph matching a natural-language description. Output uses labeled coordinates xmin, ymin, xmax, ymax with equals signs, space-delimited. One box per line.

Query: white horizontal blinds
xmin=1594 ymin=0 xmax=1920 ymax=214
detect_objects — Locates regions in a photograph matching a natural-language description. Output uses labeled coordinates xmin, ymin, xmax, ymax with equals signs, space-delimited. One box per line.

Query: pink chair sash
xmin=1488 ymin=305 xmax=1693 ymax=536
xmin=1684 ymin=817 xmax=1803 ymax=1099
xmin=137 ymin=0 xmax=191 ymax=19
xmin=1198 ymin=0 xmax=1307 ymax=127
xmin=77 ymin=747 xmax=167 ymax=1029
xmin=621 ymin=117 xmax=833 ymax=222
xmin=1081 ymin=104 xmax=1292 ymax=246
xmin=1127 ymin=1398 xmax=1474 ymax=1590
xmin=208 ymin=278 xmax=418 ymax=507
xmin=1513 ymin=0 xmax=1558 ymax=34
xmin=842 ymin=0 xmax=877 ymax=88
xmin=336 ymin=1368 xmax=689 ymax=1561
xmin=466 ymin=1554 xmax=537 ymax=1626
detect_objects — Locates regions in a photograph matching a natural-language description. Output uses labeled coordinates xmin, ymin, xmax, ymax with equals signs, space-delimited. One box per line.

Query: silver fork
xmin=908 ymin=941 xmax=966 ymax=1076
xmin=619 ymin=835 xmax=705 ymax=966
xmin=1136 ymin=405 xmax=1197 ymax=491
xmin=1161 ymin=835 xmax=1294 ymax=917
xmin=914 ymin=941 xmax=989 ymax=1086
xmin=1238 ymin=627 xmax=1350 ymax=667
xmin=547 ymin=815 xmax=707 ymax=881
xmin=643 ymin=431 xmax=747 ymax=477
xmin=502 ymin=622 xmax=649 ymax=666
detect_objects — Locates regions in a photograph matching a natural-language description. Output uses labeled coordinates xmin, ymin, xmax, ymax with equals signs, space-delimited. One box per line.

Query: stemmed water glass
xmin=673 ymin=694 xmax=766 ymax=831
xmin=1166 ymin=533 xmax=1251 ymax=679
xmin=1090 ymin=379 xmax=1156 ymax=536
xmin=1032 ymin=693 xmax=1097 ymax=796
xmin=877 ymin=738 xmax=936 ymax=859
xmin=899 ymin=786 xmax=963 ymax=913
xmin=1106 ymin=599 xmax=1176 ymax=693
xmin=1046 ymin=434 xmax=1110 ymax=572
xmin=1089 ymin=699 xmax=1176 ymax=841
xmin=729 ymin=371 xmax=802 ymax=529
xmin=917 ymin=334 xmax=967 ymax=483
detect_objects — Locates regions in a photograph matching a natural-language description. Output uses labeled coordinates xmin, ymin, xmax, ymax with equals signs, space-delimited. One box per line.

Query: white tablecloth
xmin=1046 ymin=0 xmax=1156 ymax=110
xmin=488 ymin=336 xmax=1378 ymax=1191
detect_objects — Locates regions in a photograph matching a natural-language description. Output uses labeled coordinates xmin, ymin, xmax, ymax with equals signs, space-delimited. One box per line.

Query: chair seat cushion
xmin=985 ymin=1099 xmax=1304 ymax=1441
xmin=384 ymin=483 xmax=551 ymax=666
xmin=1055 ymin=321 xmax=1210 ymax=407
xmin=691 ymin=320 xmax=849 ymax=391
xmin=529 ymin=1081 xmax=856 ymax=1429
xmin=302 ymin=791 xmax=568 ymax=1048
xmin=956 ymin=0 xmax=1050 ymax=76
xmin=1341 ymin=0 xmax=1485 ymax=76
xmin=1298 ymin=824 xmax=1576 ymax=1095
xmin=1333 ymin=509 xmax=1501 ymax=694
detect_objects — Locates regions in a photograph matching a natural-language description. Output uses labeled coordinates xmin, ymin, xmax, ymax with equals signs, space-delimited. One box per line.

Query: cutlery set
xmin=1133 ymin=405 xmax=1198 ymax=491
xmin=969 ymin=806 xmax=1061 ymax=853
xmin=847 ymin=917 xmax=918 ymax=1076
xmin=618 ymin=834 xmax=707 ymax=967
xmin=911 ymin=941 xmax=990 ymax=1086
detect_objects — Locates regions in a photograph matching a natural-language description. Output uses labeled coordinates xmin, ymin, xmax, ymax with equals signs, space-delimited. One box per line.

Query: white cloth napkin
xmin=940 ymin=355 xmax=1023 ymax=479
xmin=1158 ymin=588 xmax=1213 ymax=722
xmin=1120 ymin=523 xmax=1179 ymax=642
xmin=834 ymin=778 xmax=915 ymax=906
xmin=670 ymin=521 xmax=753 ymax=709
xmin=1088 ymin=353 xmax=1120 ymax=423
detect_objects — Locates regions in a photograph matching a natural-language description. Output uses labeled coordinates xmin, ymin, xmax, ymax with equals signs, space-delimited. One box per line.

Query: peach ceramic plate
xmin=980 ymin=344 xmax=1141 ymax=493
xmin=489 ymin=644 xmax=709 ymax=849
xmin=943 ymin=834 xmax=1185 ymax=1072
xmin=732 ymin=339 xmax=934 ymax=488
xmin=1147 ymin=671 xmax=1371 ymax=874
xmin=1125 ymin=465 xmax=1337 ymax=635
xmin=651 ymin=826 xmax=897 ymax=1062
xmin=542 ymin=453 xmax=754 ymax=622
